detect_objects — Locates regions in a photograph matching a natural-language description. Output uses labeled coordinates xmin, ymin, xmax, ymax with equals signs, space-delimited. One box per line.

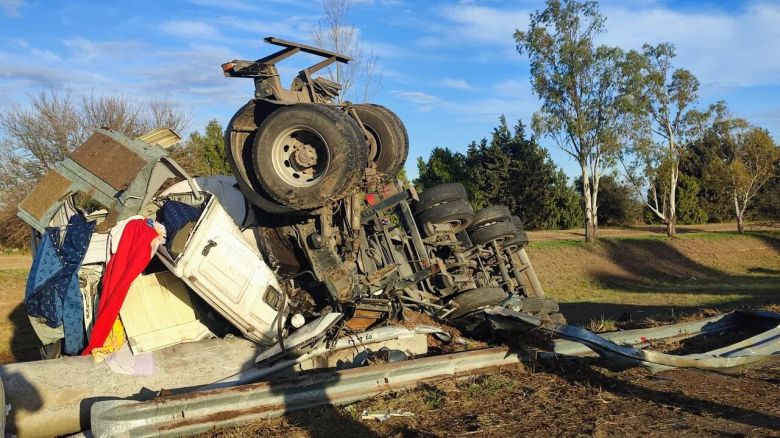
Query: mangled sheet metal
xmin=485 ymin=307 xmax=780 ymax=373
xmin=17 ymin=128 xmax=196 ymax=232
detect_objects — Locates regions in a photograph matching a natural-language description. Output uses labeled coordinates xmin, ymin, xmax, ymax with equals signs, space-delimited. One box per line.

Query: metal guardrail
xmin=91 ymin=347 xmax=525 ymax=437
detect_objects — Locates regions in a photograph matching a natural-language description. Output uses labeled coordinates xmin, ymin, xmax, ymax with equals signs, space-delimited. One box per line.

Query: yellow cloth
xmin=91 ymin=318 xmax=126 ymax=362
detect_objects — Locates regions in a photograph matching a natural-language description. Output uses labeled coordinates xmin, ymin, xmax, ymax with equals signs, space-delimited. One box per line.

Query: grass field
xmin=528 ymin=230 xmax=780 ymax=324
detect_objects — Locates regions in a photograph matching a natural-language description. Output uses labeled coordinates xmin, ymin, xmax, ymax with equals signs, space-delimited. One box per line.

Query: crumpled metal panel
xmin=485 ymin=307 xmax=780 ymax=373
xmin=18 ymin=129 xmax=168 ymax=232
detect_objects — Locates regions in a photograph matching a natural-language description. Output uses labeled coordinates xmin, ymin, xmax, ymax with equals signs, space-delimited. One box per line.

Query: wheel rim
xmin=364 ymin=125 xmax=381 ymax=163
xmin=270 ymin=125 xmax=330 ymax=188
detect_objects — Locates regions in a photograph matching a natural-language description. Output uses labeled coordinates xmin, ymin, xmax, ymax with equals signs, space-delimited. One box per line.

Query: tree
xmin=575 ymin=175 xmax=643 ymax=226
xmin=515 ymin=0 xmax=625 ymax=242
xmin=620 ymin=43 xmax=701 ymax=237
xmin=187 ymin=119 xmax=231 ymax=176
xmin=414 ymin=147 xmax=469 ymax=190
xmin=311 ymin=0 xmax=380 ymax=102
xmin=0 ymin=90 xmax=191 ymax=248
xmin=0 ymin=90 xmax=191 ymax=192
xmin=701 ymin=114 xmax=780 ymax=233
xmin=415 ymin=117 xmax=583 ymax=230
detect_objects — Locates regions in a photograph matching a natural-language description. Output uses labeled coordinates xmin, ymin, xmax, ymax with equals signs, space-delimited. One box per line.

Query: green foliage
xmin=168 ymin=119 xmax=230 ymax=177
xmin=415 ymin=117 xmax=581 ymax=230
xmin=676 ymin=173 xmax=708 ymax=225
xmin=547 ymin=170 xmax=584 ymax=229
xmin=187 ymin=119 xmax=231 ymax=176
xmin=415 ymin=147 xmax=469 ymax=189
xmin=752 ymin=162 xmax=780 ymax=220
xmin=643 ymin=167 xmax=708 ymax=225
xmin=683 ymin=104 xmax=780 ymax=225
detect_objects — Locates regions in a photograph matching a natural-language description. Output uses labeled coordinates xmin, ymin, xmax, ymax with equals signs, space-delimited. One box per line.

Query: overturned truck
xmin=4 ymin=37 xmax=779 ymax=437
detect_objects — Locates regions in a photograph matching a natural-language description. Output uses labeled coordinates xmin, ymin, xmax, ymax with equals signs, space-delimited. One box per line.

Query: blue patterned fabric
xmin=25 ymin=214 xmax=95 ymax=355
xmin=161 ymin=200 xmax=202 ymax=253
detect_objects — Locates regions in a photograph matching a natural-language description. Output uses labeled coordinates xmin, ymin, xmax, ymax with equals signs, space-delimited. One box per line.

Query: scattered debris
xmin=361 ymin=409 xmax=415 ymax=422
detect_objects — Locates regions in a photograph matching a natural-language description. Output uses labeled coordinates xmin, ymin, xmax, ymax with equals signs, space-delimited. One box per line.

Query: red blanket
xmin=82 ymin=219 xmax=158 ymax=355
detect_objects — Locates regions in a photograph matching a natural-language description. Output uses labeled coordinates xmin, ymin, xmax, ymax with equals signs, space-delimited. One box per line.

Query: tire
xmin=469 ymin=220 xmax=517 ymax=245
xmin=353 ymin=104 xmax=408 ymax=178
xmin=226 ymin=101 xmax=308 ymax=215
xmin=510 ymin=215 xmax=524 ymax=230
xmin=502 ymin=229 xmax=529 ymax=251
xmin=416 ymin=199 xmax=474 ymax=234
xmin=413 ymin=183 xmax=468 ymax=215
xmin=448 ymin=287 xmax=509 ymax=319
xmin=252 ymin=104 xmax=367 ymax=209
xmin=468 ymin=205 xmax=512 ymax=232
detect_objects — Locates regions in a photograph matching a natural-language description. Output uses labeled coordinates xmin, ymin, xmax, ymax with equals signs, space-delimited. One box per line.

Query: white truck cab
xmin=155 ymin=180 xmax=285 ymax=346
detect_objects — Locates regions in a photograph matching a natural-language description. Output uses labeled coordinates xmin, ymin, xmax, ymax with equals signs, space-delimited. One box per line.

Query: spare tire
xmin=416 ymin=199 xmax=475 ymax=235
xmin=469 ymin=220 xmax=517 ymax=245
xmin=252 ymin=104 xmax=367 ymax=209
xmin=352 ymin=104 xmax=408 ymax=178
xmin=413 ymin=183 xmax=468 ymax=215
xmin=448 ymin=287 xmax=509 ymax=319
xmin=468 ymin=205 xmax=512 ymax=231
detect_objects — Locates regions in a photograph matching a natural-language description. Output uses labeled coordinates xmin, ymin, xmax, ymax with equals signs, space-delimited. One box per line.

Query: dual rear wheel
xmin=239 ymin=102 xmax=409 ymax=212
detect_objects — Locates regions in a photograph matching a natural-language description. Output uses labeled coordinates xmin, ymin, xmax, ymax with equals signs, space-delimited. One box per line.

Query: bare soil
xmin=207 ymin=356 xmax=780 ymax=437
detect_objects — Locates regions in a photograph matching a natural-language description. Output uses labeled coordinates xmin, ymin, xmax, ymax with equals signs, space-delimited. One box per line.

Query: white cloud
xmin=439 ymin=4 xmax=528 ymax=46
xmin=0 ymin=0 xmax=22 ymax=17
xmin=441 ymin=78 xmax=473 ymax=91
xmin=392 ymin=90 xmax=441 ymax=112
xmin=160 ymin=20 xmax=223 ymax=41
xmin=63 ymin=38 xmax=144 ymax=63
xmin=600 ymin=2 xmax=780 ymax=88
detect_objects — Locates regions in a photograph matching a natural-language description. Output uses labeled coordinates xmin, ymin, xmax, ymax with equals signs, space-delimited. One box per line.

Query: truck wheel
xmin=415 ymin=199 xmax=474 ymax=234
xmin=448 ymin=287 xmax=508 ymax=319
xmin=412 ymin=183 xmax=468 ymax=215
xmin=502 ymin=229 xmax=529 ymax=251
xmin=353 ymin=104 xmax=408 ymax=178
xmin=252 ymin=104 xmax=367 ymax=209
xmin=468 ymin=205 xmax=512 ymax=231
xmin=469 ymin=220 xmax=517 ymax=245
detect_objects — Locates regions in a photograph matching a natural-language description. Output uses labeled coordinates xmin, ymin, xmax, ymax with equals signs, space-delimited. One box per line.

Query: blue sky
xmin=1 ymin=0 xmax=779 ymax=180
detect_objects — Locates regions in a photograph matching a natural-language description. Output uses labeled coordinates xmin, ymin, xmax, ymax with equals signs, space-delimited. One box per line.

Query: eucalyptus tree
xmin=515 ymin=0 xmax=625 ymax=242
xmin=619 ymin=43 xmax=701 ymax=237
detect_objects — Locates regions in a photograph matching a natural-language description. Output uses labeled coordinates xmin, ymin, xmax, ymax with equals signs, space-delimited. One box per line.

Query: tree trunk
xmin=734 ymin=195 xmax=745 ymax=234
xmin=666 ymin=215 xmax=676 ymax=237
xmin=581 ymin=164 xmax=597 ymax=242
xmin=667 ymin=161 xmax=678 ymax=237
